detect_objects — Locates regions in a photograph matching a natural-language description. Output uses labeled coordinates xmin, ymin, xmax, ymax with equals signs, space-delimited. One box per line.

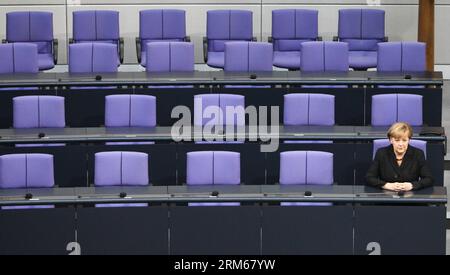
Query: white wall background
xmin=0 ymin=0 xmax=448 ymax=65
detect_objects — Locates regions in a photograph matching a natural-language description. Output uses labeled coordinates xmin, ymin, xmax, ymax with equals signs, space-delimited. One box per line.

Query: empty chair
xmin=146 ymin=42 xmax=194 ymax=72
xmin=204 ymin=10 xmax=254 ymax=68
xmin=270 ymin=9 xmax=320 ymax=70
xmin=194 ymin=94 xmax=245 ymax=127
xmin=105 ymin=95 xmax=156 ymax=145
xmin=0 ymin=153 xmax=55 ymax=210
xmin=0 ymin=43 xmax=38 ymax=74
xmin=71 ymin=10 xmax=123 ymax=64
xmin=224 ymin=42 xmax=273 ymax=72
xmin=335 ymin=9 xmax=386 ymax=70
xmin=279 ymin=151 xmax=333 ymax=206
xmin=187 ymin=151 xmax=240 ymax=206
xmin=371 ymin=94 xmax=423 ymax=126
xmin=301 ymin=41 xmax=349 ymax=72
xmin=284 ymin=94 xmax=335 ymax=126
xmin=5 ymin=11 xmax=57 ymax=70
xmin=137 ymin=9 xmax=189 ymax=66
xmin=94 ymin=151 xmax=149 ymax=207
xmin=13 ymin=96 xmax=65 ymax=128
xmin=373 ymin=139 xmax=427 ymax=159
xmin=377 ymin=42 xmax=426 ymax=72
xmin=69 ymin=43 xmax=118 ymax=73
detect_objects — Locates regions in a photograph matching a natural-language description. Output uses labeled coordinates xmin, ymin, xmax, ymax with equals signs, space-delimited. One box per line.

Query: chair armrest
xmin=383 ymin=36 xmax=389 ymax=42
xmin=69 ymin=38 xmax=74 ymax=44
xmin=184 ymin=36 xmax=191 ymax=42
xmin=252 ymin=36 xmax=257 ymax=42
xmin=136 ymin=37 xmax=141 ymax=64
xmin=316 ymin=36 xmax=323 ymax=41
xmin=53 ymin=39 xmax=58 ymax=64
xmin=119 ymin=37 xmax=124 ymax=64
xmin=333 ymin=36 xmax=339 ymax=42
xmin=268 ymin=36 xmax=273 ymax=43
xmin=2 ymin=39 xmax=7 ymax=44
xmin=203 ymin=36 xmax=208 ymax=63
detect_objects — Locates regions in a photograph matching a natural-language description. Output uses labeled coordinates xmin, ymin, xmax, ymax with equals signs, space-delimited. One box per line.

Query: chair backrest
xmin=139 ymin=9 xmax=186 ymax=43
xmin=0 ymin=43 xmax=39 ymax=74
xmin=105 ymin=94 xmax=156 ymax=127
xmin=69 ymin=43 xmax=118 ymax=73
xmin=280 ymin=151 xmax=333 ymax=185
xmin=377 ymin=42 xmax=426 ymax=72
xmin=146 ymin=42 xmax=194 ymax=72
xmin=224 ymin=42 xmax=273 ymax=72
xmin=284 ymin=94 xmax=335 ymax=126
xmin=72 ymin=10 xmax=119 ymax=43
xmin=0 ymin=153 xmax=54 ymax=189
xmin=272 ymin=9 xmax=318 ymax=52
xmin=6 ymin=11 xmax=53 ymax=54
xmin=372 ymin=139 xmax=427 ymax=159
xmin=300 ymin=41 xmax=349 ymax=72
xmin=13 ymin=96 xmax=65 ymax=128
xmin=95 ymin=151 xmax=149 ymax=186
xmin=338 ymin=9 xmax=385 ymax=51
xmin=186 ymin=151 xmax=240 ymax=185
xmin=194 ymin=94 xmax=245 ymax=126
xmin=371 ymin=94 xmax=423 ymax=126
xmin=207 ymin=10 xmax=253 ymax=52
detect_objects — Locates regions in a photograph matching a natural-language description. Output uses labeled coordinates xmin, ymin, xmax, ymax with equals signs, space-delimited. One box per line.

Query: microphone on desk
xmin=304 ymin=191 xmax=312 ymax=197
xmin=250 ymin=74 xmax=257 ymax=80
xmin=119 ymin=192 xmax=127 ymax=198
xmin=25 ymin=193 xmax=33 ymax=200
xmin=397 ymin=191 xmax=405 ymax=197
xmin=211 ymin=191 xmax=219 ymax=197
xmin=404 ymin=74 xmax=412 ymax=80
xmin=38 ymin=132 xmax=46 ymax=138
xmin=95 ymin=75 xmax=102 ymax=81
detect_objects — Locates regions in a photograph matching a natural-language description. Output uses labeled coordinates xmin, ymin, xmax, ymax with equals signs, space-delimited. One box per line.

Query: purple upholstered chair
xmin=187 ymin=151 xmax=240 ymax=206
xmin=284 ymin=94 xmax=335 ymax=126
xmin=301 ymin=41 xmax=349 ymax=72
xmin=271 ymin=9 xmax=319 ymax=70
xmin=0 ymin=43 xmax=39 ymax=74
xmin=69 ymin=43 xmax=118 ymax=73
xmin=336 ymin=9 xmax=386 ymax=70
xmin=13 ymin=96 xmax=65 ymax=128
xmin=0 ymin=153 xmax=55 ymax=210
xmin=5 ymin=11 xmax=57 ymax=70
xmin=279 ymin=151 xmax=333 ymax=206
xmin=194 ymin=94 xmax=245 ymax=126
xmin=105 ymin=95 xmax=156 ymax=145
xmin=146 ymin=42 xmax=194 ymax=72
xmin=373 ymin=139 xmax=427 ymax=160
xmin=137 ymin=9 xmax=189 ymax=66
xmin=371 ymin=94 xmax=423 ymax=126
xmin=204 ymin=10 xmax=254 ymax=68
xmin=94 ymin=151 xmax=149 ymax=207
xmin=378 ymin=42 xmax=426 ymax=72
xmin=71 ymin=10 xmax=123 ymax=64
xmin=224 ymin=42 xmax=273 ymax=72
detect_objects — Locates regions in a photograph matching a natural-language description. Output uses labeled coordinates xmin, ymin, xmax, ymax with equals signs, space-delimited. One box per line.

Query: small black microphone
xmin=119 ymin=192 xmax=127 ymax=198
xmin=397 ymin=191 xmax=405 ymax=197
xmin=38 ymin=132 xmax=45 ymax=138
xmin=95 ymin=75 xmax=102 ymax=81
xmin=25 ymin=193 xmax=33 ymax=200
xmin=404 ymin=75 xmax=412 ymax=80
xmin=304 ymin=191 xmax=312 ymax=197
xmin=250 ymin=74 xmax=257 ymax=80
xmin=211 ymin=191 xmax=219 ymax=197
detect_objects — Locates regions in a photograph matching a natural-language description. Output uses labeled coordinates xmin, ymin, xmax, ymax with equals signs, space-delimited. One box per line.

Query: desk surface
xmin=0 ymin=71 xmax=444 ymax=87
xmin=0 ymin=185 xmax=446 ymax=206
xmin=0 ymin=126 xmax=445 ymax=143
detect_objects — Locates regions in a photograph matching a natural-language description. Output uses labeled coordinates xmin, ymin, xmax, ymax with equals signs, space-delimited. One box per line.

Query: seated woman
xmin=366 ymin=122 xmax=433 ymax=191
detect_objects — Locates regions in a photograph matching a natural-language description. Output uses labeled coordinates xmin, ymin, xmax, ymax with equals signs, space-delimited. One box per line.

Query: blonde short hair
xmin=387 ymin=122 xmax=413 ymax=139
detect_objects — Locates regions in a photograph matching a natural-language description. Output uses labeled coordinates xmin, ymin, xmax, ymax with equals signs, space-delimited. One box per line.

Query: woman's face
xmin=390 ymin=133 xmax=410 ymax=155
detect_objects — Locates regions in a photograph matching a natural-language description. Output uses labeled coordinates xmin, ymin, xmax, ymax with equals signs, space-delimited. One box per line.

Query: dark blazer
xmin=365 ymin=145 xmax=433 ymax=190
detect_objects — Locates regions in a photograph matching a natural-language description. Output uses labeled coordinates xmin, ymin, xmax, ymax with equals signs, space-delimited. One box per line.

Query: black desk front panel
xmin=0 ymin=208 xmax=76 ymax=255
xmin=170 ymin=206 xmax=261 ymax=255
xmin=76 ymin=206 xmax=169 ymax=255
xmin=354 ymin=205 xmax=446 ymax=255
xmin=261 ymin=206 xmax=354 ymax=255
